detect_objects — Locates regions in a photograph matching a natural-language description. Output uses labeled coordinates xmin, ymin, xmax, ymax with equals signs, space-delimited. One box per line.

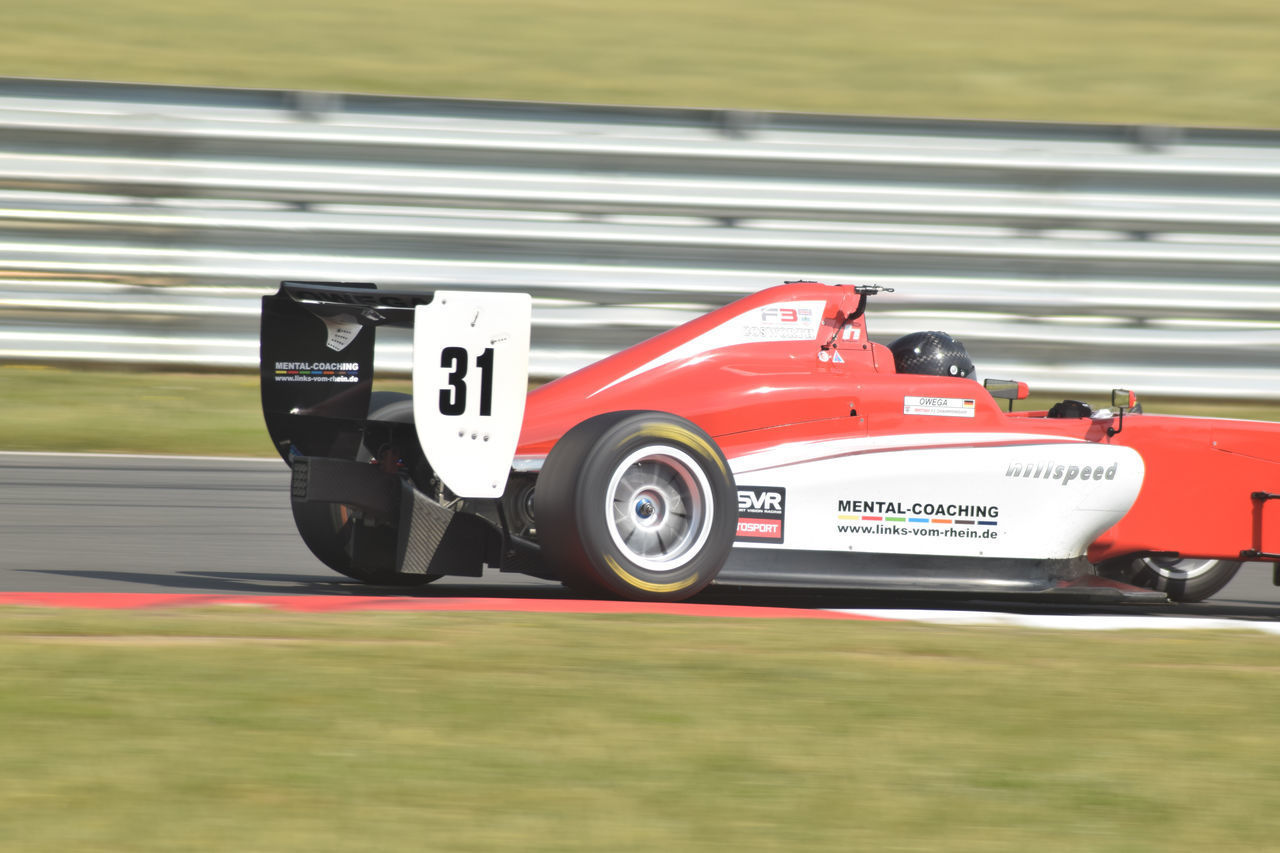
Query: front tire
xmin=1134 ymin=556 xmax=1241 ymax=603
xmin=1101 ymin=555 xmax=1241 ymax=603
xmin=535 ymin=411 xmax=737 ymax=602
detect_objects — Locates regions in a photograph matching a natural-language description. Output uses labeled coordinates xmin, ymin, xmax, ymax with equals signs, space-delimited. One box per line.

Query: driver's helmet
xmin=889 ymin=331 xmax=975 ymax=379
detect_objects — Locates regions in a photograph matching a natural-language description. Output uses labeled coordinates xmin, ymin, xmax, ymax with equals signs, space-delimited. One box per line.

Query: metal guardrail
xmin=1 ymin=77 xmax=1278 ymax=398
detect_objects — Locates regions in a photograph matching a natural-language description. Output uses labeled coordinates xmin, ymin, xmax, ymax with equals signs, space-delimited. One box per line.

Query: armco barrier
xmin=0 ymin=77 xmax=1278 ymax=398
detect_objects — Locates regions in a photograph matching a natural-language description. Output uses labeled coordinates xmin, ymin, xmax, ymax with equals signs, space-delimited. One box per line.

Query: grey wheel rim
xmin=1142 ymin=556 xmax=1223 ymax=581
xmin=605 ymin=445 xmax=714 ymax=572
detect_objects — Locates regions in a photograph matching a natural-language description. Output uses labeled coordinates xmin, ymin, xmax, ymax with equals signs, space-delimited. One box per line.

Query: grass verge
xmin=2 ymin=0 xmax=1280 ymax=127
xmin=1 ymin=608 xmax=1278 ymax=851
xmin=0 ymin=365 xmax=407 ymax=457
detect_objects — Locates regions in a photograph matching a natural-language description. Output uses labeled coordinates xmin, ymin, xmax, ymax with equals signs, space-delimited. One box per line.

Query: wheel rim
xmin=605 ymin=446 xmax=714 ymax=572
xmin=1141 ymin=556 xmax=1222 ymax=581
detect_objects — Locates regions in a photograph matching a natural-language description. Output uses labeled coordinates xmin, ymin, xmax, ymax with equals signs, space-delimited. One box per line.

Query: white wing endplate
xmin=412 ymin=291 xmax=531 ymax=498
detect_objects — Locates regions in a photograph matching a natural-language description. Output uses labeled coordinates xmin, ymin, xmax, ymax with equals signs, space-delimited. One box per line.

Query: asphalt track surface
xmin=3 ymin=452 xmax=1279 ymax=622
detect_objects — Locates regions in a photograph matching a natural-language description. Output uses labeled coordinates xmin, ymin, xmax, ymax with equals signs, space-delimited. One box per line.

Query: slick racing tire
xmin=1099 ymin=554 xmax=1241 ymax=603
xmin=292 ymin=391 xmax=440 ymax=587
xmin=535 ymin=411 xmax=737 ymax=602
xmin=1130 ymin=556 xmax=1242 ymax=603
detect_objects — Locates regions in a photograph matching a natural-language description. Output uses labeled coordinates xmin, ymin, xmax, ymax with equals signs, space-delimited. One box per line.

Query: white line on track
xmin=833 ymin=609 xmax=1280 ymax=634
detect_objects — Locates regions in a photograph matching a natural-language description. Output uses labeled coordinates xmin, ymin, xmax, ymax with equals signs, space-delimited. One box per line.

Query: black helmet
xmin=889 ymin=331 xmax=975 ymax=379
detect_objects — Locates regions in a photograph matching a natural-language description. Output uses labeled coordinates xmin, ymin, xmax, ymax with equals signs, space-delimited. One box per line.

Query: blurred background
xmin=4 ymin=9 xmax=1280 ymax=849
xmin=2 ymin=0 xmax=1279 ymax=454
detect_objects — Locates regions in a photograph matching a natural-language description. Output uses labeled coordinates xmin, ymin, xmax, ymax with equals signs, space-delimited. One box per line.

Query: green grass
xmin=2 ymin=0 xmax=1280 ymax=127
xmin=0 ymin=365 xmax=409 ymax=456
xmin=0 ymin=608 xmax=1278 ymax=851
xmin=1 ymin=365 xmax=1276 ymax=457
xmin=0 ymin=365 xmax=270 ymax=456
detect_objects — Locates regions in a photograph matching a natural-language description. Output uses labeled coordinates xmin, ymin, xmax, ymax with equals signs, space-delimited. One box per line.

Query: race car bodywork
xmin=261 ymin=280 xmax=1280 ymax=603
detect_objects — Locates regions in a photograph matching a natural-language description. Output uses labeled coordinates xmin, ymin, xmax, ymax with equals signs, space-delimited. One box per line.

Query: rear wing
xmin=260 ymin=281 xmax=531 ymax=498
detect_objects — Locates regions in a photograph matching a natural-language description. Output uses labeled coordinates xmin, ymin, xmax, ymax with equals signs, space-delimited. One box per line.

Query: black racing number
xmin=439 ymin=346 xmax=468 ymax=415
xmin=475 ymin=346 xmax=495 ymax=416
xmin=439 ymin=346 xmax=495 ymax=417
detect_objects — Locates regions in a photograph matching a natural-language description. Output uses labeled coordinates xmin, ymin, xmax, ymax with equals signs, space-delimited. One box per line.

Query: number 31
xmin=439 ymin=346 xmax=495 ymax=416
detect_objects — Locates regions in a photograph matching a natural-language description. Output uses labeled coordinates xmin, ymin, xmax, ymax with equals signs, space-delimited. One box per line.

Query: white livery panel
xmin=732 ymin=437 xmax=1144 ymax=560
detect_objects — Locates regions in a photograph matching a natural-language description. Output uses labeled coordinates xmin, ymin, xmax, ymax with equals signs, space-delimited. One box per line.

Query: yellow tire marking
xmin=624 ymin=424 xmax=729 ymax=478
xmin=605 ymin=555 xmax=699 ymax=593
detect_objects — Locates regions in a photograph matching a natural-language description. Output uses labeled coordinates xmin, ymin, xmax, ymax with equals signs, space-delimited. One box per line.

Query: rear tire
xmin=292 ymin=391 xmax=441 ymax=587
xmin=535 ymin=411 xmax=736 ymax=602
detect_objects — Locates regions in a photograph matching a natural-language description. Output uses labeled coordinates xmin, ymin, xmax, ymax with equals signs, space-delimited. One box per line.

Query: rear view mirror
xmin=984 ymin=378 xmax=1030 ymax=412
xmin=1107 ymin=388 xmax=1139 ymax=437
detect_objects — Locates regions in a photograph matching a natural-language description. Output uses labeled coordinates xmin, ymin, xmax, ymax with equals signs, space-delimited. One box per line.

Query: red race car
xmin=261 ymin=280 xmax=1280 ymax=603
